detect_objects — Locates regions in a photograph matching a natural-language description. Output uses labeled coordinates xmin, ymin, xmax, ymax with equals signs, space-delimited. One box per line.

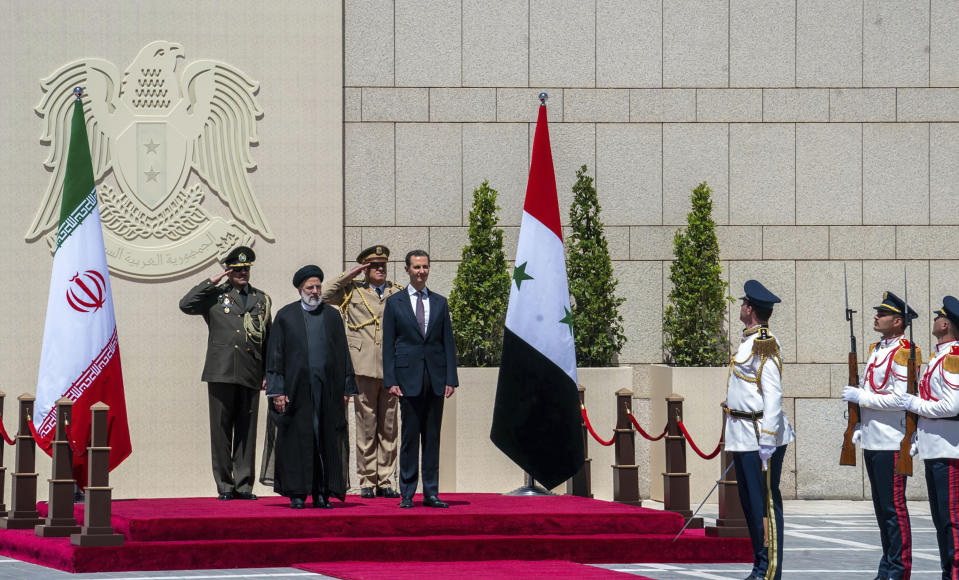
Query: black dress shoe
xmin=290 ymin=497 xmax=305 ymax=509
xmin=376 ymin=487 xmax=400 ymax=498
xmin=423 ymin=495 xmax=449 ymax=508
xmin=399 ymin=497 xmax=414 ymax=508
xmin=312 ymin=494 xmax=333 ymax=509
xmin=234 ymin=491 xmax=257 ymax=500
xmin=217 ymin=492 xmax=234 ymax=501
xmin=359 ymin=487 xmax=375 ymax=499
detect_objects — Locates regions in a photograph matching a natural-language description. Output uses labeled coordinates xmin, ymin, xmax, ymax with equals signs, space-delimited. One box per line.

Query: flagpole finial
xmin=539 ymin=92 xmax=548 ymax=105
xmin=73 ymin=87 xmax=84 ymax=102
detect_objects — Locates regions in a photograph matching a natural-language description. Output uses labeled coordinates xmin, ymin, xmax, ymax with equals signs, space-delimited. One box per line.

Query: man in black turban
xmin=262 ymin=265 xmax=357 ymax=508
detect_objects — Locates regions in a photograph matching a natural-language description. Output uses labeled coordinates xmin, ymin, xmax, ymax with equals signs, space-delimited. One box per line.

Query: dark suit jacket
xmin=382 ymin=287 xmax=458 ymax=397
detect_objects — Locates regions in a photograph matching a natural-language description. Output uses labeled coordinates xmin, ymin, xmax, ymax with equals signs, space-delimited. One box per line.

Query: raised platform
xmin=0 ymin=494 xmax=752 ymax=573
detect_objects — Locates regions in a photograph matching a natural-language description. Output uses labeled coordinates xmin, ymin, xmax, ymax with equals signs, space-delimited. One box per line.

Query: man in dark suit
xmin=382 ymin=249 xmax=458 ymax=508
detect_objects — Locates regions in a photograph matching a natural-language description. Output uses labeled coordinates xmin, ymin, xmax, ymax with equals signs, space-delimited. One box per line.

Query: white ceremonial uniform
xmin=724 ymin=325 xmax=795 ymax=452
xmin=858 ymin=335 xmax=914 ymax=451
xmin=915 ymin=340 xmax=959 ymax=460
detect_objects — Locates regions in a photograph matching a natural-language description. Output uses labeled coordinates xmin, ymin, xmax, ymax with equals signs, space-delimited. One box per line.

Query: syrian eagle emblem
xmin=28 ymin=41 xmax=273 ymax=280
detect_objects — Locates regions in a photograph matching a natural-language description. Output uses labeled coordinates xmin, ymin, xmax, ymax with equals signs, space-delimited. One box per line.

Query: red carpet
xmin=295 ymin=560 xmax=651 ymax=579
xmin=0 ymin=494 xmax=752 ymax=572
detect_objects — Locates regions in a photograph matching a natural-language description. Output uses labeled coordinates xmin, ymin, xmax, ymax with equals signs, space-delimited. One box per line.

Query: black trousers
xmin=864 ymin=449 xmax=912 ymax=580
xmin=398 ymin=383 xmax=445 ymax=499
xmin=733 ymin=445 xmax=786 ymax=580
xmin=924 ymin=458 xmax=959 ymax=580
xmin=207 ymin=382 xmax=260 ymax=495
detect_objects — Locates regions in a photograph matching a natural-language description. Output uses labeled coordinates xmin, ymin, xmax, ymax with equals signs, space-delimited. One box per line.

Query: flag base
xmin=504 ymin=480 xmax=554 ymax=496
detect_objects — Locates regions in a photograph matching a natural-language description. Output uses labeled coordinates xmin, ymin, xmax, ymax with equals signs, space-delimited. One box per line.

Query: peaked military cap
xmin=741 ymin=279 xmax=781 ymax=309
xmin=936 ymin=295 xmax=959 ymax=328
xmin=223 ymin=246 xmax=255 ymax=268
xmin=357 ymin=244 xmax=390 ymax=264
xmin=874 ymin=290 xmax=918 ymax=320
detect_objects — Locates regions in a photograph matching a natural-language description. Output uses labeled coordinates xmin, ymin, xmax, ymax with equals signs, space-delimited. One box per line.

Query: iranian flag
xmin=34 ymin=93 xmax=131 ymax=487
xmin=490 ymin=100 xmax=584 ymax=489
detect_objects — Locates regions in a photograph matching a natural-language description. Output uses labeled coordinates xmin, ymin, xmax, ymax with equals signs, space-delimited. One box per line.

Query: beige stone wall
xmin=344 ymin=0 xmax=959 ymax=499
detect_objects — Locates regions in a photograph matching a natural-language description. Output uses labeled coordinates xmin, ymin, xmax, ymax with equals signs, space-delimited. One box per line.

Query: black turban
xmin=292 ymin=265 xmax=324 ymax=288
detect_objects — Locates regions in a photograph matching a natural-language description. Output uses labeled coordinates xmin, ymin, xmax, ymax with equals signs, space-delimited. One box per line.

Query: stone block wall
xmin=343 ymin=0 xmax=959 ymax=499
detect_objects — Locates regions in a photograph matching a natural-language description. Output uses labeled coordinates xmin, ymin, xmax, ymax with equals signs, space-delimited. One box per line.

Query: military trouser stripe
xmin=951 ymin=459 xmax=959 ymax=580
xmin=764 ymin=466 xmax=778 ymax=580
xmin=893 ymin=451 xmax=912 ymax=580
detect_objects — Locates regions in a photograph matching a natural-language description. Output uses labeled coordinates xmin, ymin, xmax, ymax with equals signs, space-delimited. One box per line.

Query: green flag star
xmin=513 ymin=261 xmax=534 ymax=290
xmin=560 ymin=306 xmax=574 ymax=335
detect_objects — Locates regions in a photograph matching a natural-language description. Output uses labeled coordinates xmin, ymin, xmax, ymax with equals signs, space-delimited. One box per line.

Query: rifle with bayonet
xmin=895 ymin=268 xmax=919 ymax=476
xmin=839 ymin=265 xmax=860 ymax=466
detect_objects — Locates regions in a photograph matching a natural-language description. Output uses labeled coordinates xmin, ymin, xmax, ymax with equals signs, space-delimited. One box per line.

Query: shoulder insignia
xmin=950 ymin=344 xmax=959 ymax=356
xmin=752 ymin=333 xmax=780 ymax=358
xmin=893 ymin=345 xmax=922 ymax=367
xmin=943 ymin=354 xmax=959 ymax=374
xmin=868 ymin=342 xmax=879 ymax=356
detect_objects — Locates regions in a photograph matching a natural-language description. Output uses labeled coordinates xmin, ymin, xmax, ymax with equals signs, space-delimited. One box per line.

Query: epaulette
xmin=893 ymin=342 xmax=922 ymax=367
xmin=943 ymin=354 xmax=959 ymax=374
xmin=868 ymin=342 xmax=879 ymax=356
xmin=751 ymin=327 xmax=780 ymax=358
xmin=391 ymin=282 xmax=404 ymax=290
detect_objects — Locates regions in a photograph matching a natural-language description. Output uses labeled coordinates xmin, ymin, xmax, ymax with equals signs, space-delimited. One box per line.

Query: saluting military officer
xmin=724 ymin=280 xmax=794 ymax=580
xmin=179 ymin=246 xmax=272 ymax=501
xmin=322 ymin=245 xmax=404 ymax=499
xmin=842 ymin=291 xmax=919 ymax=580
xmin=898 ymin=296 xmax=959 ymax=580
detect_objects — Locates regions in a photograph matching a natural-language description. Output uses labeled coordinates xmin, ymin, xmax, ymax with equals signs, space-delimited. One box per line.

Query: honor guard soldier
xmin=898 ymin=296 xmax=959 ymax=580
xmin=725 ymin=280 xmax=794 ymax=580
xmin=322 ymin=245 xmax=404 ymax=499
xmin=179 ymin=246 xmax=272 ymax=501
xmin=842 ymin=291 xmax=920 ymax=580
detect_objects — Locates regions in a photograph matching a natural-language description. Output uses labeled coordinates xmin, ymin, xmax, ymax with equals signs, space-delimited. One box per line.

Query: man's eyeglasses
xmin=367 ymin=262 xmax=387 ymax=270
xmin=231 ymin=266 xmax=250 ymax=273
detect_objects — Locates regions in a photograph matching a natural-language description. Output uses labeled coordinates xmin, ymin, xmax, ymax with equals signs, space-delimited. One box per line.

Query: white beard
xmin=300 ymin=291 xmax=320 ymax=310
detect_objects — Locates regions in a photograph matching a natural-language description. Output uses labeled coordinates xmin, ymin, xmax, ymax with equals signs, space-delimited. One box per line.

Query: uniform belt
xmin=722 ymin=405 xmax=764 ymax=420
xmin=928 ymin=414 xmax=959 ymax=421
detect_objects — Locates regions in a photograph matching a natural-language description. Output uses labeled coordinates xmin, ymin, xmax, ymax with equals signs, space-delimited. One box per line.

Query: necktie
xmin=416 ymin=290 xmax=426 ymax=336
xmin=376 ymin=286 xmax=383 ymax=298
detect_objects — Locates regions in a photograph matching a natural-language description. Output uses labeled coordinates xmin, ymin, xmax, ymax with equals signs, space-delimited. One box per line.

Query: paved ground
xmin=0 ymin=500 xmax=946 ymax=578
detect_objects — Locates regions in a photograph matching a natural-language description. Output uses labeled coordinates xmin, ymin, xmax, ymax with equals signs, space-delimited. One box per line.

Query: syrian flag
xmin=490 ymin=100 xmax=584 ymax=489
xmin=34 ymin=92 xmax=131 ymax=487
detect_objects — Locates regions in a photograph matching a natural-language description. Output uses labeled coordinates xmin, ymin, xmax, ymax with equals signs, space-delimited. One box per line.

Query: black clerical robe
xmin=262 ymin=301 xmax=357 ymax=500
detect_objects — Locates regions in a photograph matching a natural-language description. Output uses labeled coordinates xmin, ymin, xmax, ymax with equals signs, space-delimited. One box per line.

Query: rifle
xmin=895 ymin=268 xmax=919 ymax=476
xmin=839 ymin=264 xmax=860 ymax=466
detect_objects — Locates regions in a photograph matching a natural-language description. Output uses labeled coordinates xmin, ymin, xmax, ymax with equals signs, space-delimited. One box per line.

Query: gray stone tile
xmin=930 ymin=261 xmax=959 ymax=306
xmin=795 ymin=261 xmax=864 ymax=365
xmin=462 ymin=123 xmax=528 ymax=227
xmin=427 ymin=226 xmax=468 ymax=261
xmin=630 ymin=89 xmax=696 ymax=122
xmin=763 ymin=226 xmax=829 ymax=260
xmin=898 ymin=88 xmax=959 ymax=122
xmin=497 ymin=88 xmax=564 ymax=122
xmin=596 ymin=0 xmax=662 ymax=88
xmin=763 ymin=89 xmax=829 ymax=122
xmin=663 ymin=123 xmax=729 ymax=225
xmin=614 ymin=260 xmax=663 ymax=364
xmin=796 ymin=123 xmax=862 ymax=225
xmin=502 ymin=226 xmax=520 ymax=259
xmin=730 ymin=0 xmax=795 ymax=88
xmin=860 ymin=261 xmax=931 ymax=351
xmin=829 ymin=226 xmax=897 ymax=260
xmin=462 ymin=0 xmax=528 ymax=87
xmin=863 ymin=0 xmax=929 ymax=87
xmin=729 ymin=124 xmax=795 ymax=225
xmin=344 ymin=87 xmax=361 ymax=122
xmin=796 ymin=398 xmax=864 ymax=498
xmin=796 ymin=0 xmax=862 ymax=88
xmin=931 ymin=123 xmax=959 ymax=225
xmin=631 ymin=364 xmax=651 ymax=398
xmin=362 ymin=227 xmax=430 ymax=261
xmin=361 ymin=88 xmax=429 ymax=122
xmin=829 ymin=88 xmax=896 ymax=122
xmin=897 ymin=226 xmax=959 ymax=260
xmin=530 ymin=0 xmax=595 ymax=88
xmin=564 ymin=89 xmax=629 ymax=122
xmin=784 ymin=364 xmax=832 ymax=397
xmin=830 ymin=362 xmax=855 ymax=397
xmin=728 ymin=261 xmax=796 ymax=362
xmin=696 ymin=89 xmax=762 ymax=122
xmin=629 ymin=226 xmax=674 ymax=261
xmin=344 ymin=227 xmax=362 ymax=261
xmin=395 ymin=0 xmax=461 ymax=87
xmin=862 ymin=123 xmax=929 ymax=226
xmin=931 ymin=0 xmax=959 ymax=87
xmin=424 ymin=259 xmax=457 ymax=297
xmin=345 ymin=123 xmax=395 ymax=227
xmin=596 ymin=123 xmax=662 ymax=226
xmin=430 ymin=88 xmax=496 ymax=122
xmin=717 ymin=226 xmax=763 ymax=260
xmin=663 ymin=0 xmax=729 ymax=88
xmin=345 ymin=0 xmax=394 ymax=86
xmin=530 ymin=123 xmax=596 ymax=224
xmin=395 ymin=123 xmax=462 ymax=226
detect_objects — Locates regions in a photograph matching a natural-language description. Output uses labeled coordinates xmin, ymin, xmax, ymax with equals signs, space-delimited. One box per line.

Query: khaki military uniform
xmin=180 ymin=279 xmax=271 ymax=496
xmin=322 ymin=270 xmax=403 ymax=490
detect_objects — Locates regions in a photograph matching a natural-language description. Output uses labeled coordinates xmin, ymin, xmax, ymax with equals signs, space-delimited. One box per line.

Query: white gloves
xmin=898 ymin=392 xmax=921 ymax=414
xmin=841 ymin=386 xmax=861 ymax=404
xmin=759 ymin=444 xmax=776 ymax=470
xmin=910 ymin=432 xmax=919 ymax=457
xmin=851 ymin=423 xmax=862 ymax=445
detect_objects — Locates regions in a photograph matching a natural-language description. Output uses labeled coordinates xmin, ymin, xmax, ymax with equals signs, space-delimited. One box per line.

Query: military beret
xmin=741 ymin=279 xmax=781 ymax=310
xmin=356 ymin=245 xmax=390 ymax=264
xmin=875 ymin=291 xmax=918 ymax=320
xmin=936 ymin=295 xmax=959 ymax=328
xmin=223 ymin=246 xmax=255 ymax=268
xmin=292 ymin=265 xmax=324 ymax=288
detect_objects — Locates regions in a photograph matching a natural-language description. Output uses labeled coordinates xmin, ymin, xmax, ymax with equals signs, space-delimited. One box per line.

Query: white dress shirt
xmin=406 ymin=285 xmax=430 ymax=333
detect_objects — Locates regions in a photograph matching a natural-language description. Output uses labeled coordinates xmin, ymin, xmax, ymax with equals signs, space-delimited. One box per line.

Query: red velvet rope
xmin=627 ymin=411 xmax=667 ymax=441
xmin=27 ymin=418 xmax=53 ymax=453
xmin=580 ymin=406 xmax=615 ymax=446
xmin=677 ymin=420 xmax=721 ymax=460
xmin=0 ymin=417 xmax=15 ymax=446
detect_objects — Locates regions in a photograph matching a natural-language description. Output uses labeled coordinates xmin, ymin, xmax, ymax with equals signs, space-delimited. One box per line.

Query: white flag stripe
xmin=505 ymin=211 xmax=577 ymax=383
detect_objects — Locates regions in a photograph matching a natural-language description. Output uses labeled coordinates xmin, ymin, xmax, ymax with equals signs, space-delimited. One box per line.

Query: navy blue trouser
xmin=924 ymin=458 xmax=959 ymax=580
xmin=864 ymin=449 xmax=912 ymax=580
xmin=733 ymin=445 xmax=786 ymax=580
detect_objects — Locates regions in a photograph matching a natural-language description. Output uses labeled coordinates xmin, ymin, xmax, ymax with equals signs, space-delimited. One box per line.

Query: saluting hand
xmin=210 ymin=269 xmax=233 ymax=285
xmin=347 ymin=263 xmax=370 ymax=280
